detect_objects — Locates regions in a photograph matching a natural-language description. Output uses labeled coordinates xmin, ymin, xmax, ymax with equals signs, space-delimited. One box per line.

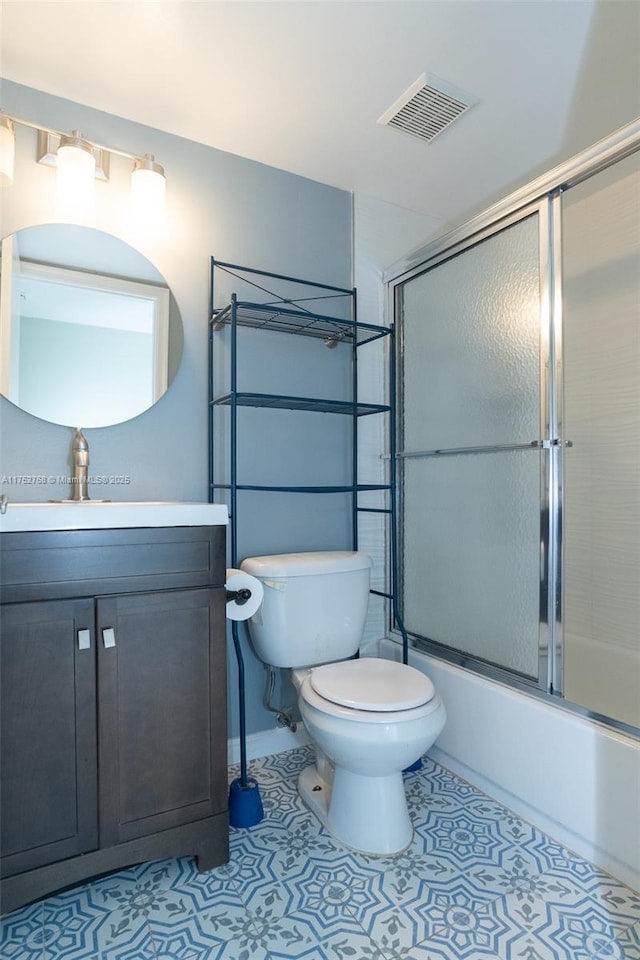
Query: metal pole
xmin=229 ymin=293 xmax=249 ymax=786
xmin=208 ymin=259 xmax=215 ymax=502
xmin=352 ymin=289 xmax=359 ymax=551
xmin=388 ymin=328 xmax=409 ymax=665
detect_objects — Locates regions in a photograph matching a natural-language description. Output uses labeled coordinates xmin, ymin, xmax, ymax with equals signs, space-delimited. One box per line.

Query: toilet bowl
xmin=240 ymin=551 xmax=447 ymax=856
xmin=294 ymin=658 xmax=446 ymax=855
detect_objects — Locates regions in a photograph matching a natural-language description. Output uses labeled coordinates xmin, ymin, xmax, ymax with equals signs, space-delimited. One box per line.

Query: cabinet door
xmin=0 ymin=599 xmax=97 ymax=877
xmin=97 ymin=587 xmax=226 ymax=846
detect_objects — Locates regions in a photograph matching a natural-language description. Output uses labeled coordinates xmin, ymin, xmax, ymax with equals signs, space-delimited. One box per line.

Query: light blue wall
xmin=0 ymin=80 xmax=353 ymax=736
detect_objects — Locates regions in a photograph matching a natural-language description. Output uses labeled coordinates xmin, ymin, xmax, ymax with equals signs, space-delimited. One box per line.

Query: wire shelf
xmin=212 ymin=391 xmax=391 ymax=417
xmin=210 ymin=482 xmax=391 ymax=494
xmin=211 ymin=301 xmax=389 ymax=345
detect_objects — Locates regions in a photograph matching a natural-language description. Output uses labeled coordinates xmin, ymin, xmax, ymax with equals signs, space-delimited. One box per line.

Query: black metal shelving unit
xmin=208 ymin=259 xmax=408 ymax=801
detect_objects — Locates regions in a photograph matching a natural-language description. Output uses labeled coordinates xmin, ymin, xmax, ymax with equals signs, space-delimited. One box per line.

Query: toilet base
xmin=298 ymin=763 xmax=413 ymax=857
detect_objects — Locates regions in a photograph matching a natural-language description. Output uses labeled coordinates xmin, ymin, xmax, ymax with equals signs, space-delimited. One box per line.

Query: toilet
xmin=240 ymin=551 xmax=446 ymax=856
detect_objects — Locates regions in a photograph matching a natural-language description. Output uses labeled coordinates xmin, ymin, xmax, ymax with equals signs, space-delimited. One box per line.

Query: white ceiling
xmin=2 ymin=1 xmax=639 ymax=229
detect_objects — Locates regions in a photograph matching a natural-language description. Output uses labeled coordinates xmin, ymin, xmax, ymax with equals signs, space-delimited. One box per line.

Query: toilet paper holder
xmin=226 ymin=587 xmax=252 ymax=605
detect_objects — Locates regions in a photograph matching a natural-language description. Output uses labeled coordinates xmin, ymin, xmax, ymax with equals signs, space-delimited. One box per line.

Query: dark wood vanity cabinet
xmin=0 ymin=525 xmax=228 ymax=914
xmin=1 ymin=598 xmax=98 ymax=877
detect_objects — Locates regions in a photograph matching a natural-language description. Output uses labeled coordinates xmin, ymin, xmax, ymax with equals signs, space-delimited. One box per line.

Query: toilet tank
xmin=240 ymin=552 xmax=373 ymax=669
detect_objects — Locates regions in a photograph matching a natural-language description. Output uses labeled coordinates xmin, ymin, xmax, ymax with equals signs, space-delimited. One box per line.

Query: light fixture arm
xmin=0 ymin=111 xmax=154 ymax=165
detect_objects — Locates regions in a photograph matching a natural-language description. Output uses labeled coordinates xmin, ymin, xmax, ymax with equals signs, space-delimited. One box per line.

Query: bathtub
xmin=380 ymin=637 xmax=640 ymax=890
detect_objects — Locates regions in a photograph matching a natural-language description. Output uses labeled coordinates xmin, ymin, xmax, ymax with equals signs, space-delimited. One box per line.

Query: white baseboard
xmin=227 ymin=724 xmax=311 ymax=766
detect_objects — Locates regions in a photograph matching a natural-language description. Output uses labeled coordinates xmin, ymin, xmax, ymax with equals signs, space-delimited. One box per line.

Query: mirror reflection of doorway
xmin=8 ymin=258 xmax=168 ymax=427
xmin=0 ymin=224 xmax=181 ymax=429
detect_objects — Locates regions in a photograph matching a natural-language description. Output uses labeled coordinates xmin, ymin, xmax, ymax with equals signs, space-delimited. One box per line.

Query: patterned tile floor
xmin=2 ymin=746 xmax=639 ymax=959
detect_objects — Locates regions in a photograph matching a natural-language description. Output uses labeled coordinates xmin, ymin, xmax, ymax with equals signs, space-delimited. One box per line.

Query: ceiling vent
xmin=378 ymin=73 xmax=475 ymax=144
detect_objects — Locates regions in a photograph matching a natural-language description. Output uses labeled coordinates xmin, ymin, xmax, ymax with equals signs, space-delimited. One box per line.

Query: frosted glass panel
xmin=403 ymin=214 xmax=540 ymax=450
xmin=400 ymin=212 xmax=543 ymax=681
xmin=562 ymin=152 xmax=640 ymax=729
xmin=402 ymin=451 xmax=541 ymax=678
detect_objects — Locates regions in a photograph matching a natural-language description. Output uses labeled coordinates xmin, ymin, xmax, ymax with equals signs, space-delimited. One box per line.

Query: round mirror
xmin=0 ymin=224 xmax=183 ymax=428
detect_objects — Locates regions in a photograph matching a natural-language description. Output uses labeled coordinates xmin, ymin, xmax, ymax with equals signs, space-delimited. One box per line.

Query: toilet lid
xmin=309 ymin=658 xmax=435 ymax=712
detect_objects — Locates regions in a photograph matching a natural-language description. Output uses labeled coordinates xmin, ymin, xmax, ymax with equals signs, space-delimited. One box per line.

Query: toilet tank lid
xmin=241 ymin=551 xmax=373 ymax=578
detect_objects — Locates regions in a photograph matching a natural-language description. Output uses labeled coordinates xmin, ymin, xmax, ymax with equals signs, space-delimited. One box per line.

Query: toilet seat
xmin=300 ymin=671 xmax=441 ymax=725
xmin=308 ymin=658 xmax=435 ymax=712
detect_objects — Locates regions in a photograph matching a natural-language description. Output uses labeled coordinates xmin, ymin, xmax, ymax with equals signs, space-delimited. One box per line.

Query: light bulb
xmin=131 ymin=154 xmax=166 ymax=228
xmin=56 ymin=131 xmax=95 ymax=220
xmin=0 ymin=117 xmax=15 ymax=185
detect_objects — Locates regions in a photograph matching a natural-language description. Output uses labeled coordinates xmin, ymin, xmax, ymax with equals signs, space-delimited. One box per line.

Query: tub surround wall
xmin=352 ymin=194 xmax=441 ymax=652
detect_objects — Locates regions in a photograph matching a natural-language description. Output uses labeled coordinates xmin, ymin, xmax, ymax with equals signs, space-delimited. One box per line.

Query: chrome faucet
xmin=70 ymin=429 xmax=90 ymax=502
xmin=0 ymin=494 xmax=7 ymax=515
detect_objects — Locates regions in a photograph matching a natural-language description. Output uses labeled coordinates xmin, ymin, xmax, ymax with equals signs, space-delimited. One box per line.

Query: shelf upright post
xmin=227 ymin=291 xmax=264 ymax=826
xmin=351 ymin=289 xmax=359 ymax=552
xmin=389 ymin=326 xmax=409 ymax=667
xmin=208 ymin=258 xmax=215 ymax=503
xmin=230 ymin=294 xmax=238 ymax=569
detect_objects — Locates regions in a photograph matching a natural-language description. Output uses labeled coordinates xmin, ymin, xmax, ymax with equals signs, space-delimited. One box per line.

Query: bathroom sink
xmin=0 ymin=501 xmax=229 ymax=532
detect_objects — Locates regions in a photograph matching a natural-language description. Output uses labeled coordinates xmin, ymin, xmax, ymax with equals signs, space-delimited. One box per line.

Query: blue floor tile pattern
xmin=2 ymin=746 xmax=639 ymax=959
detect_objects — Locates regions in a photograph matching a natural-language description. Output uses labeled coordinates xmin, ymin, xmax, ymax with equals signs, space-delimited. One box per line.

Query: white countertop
xmin=0 ymin=501 xmax=229 ymax=532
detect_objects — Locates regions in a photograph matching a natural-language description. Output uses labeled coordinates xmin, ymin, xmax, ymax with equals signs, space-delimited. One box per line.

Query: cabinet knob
xmin=77 ymin=629 xmax=91 ymax=651
xmin=102 ymin=627 xmax=116 ymax=649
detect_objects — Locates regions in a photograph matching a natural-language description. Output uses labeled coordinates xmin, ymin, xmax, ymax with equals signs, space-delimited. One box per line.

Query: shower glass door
xmin=561 ymin=151 xmax=640 ymax=728
xmin=399 ymin=211 xmax=546 ymax=683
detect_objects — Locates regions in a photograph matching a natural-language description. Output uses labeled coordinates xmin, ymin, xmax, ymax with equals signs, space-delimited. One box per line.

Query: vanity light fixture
xmin=0 ymin=116 xmax=15 ymax=184
xmin=0 ymin=112 xmax=167 ymax=228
